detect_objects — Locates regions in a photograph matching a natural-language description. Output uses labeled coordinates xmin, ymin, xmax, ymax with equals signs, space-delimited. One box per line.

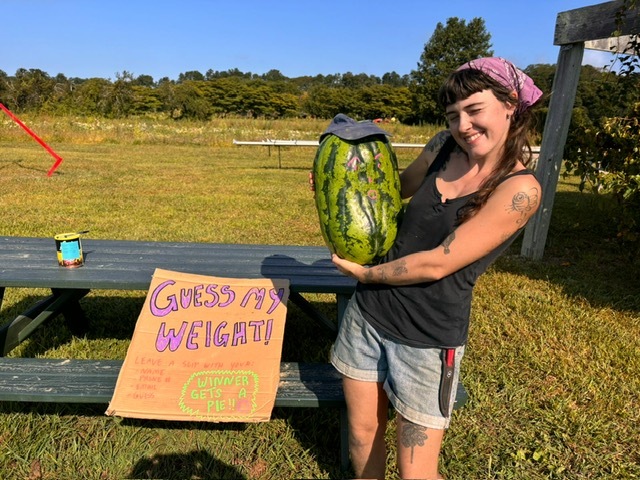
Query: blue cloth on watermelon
xmin=319 ymin=113 xmax=391 ymax=142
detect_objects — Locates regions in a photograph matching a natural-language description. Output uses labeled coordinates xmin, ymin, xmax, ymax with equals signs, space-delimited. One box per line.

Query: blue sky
xmin=2 ymin=0 xmax=612 ymax=81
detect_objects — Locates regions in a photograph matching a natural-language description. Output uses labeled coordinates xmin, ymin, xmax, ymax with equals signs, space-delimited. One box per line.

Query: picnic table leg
xmin=0 ymin=288 xmax=89 ymax=356
xmin=336 ymin=293 xmax=350 ymax=328
xmin=288 ymin=291 xmax=337 ymax=334
xmin=336 ymin=292 xmax=352 ymax=472
xmin=51 ymin=288 xmax=90 ymax=336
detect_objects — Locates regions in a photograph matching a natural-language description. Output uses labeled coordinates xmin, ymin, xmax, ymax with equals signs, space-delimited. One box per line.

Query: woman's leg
xmin=342 ymin=376 xmax=389 ymax=479
xmin=396 ymin=414 xmax=445 ymax=480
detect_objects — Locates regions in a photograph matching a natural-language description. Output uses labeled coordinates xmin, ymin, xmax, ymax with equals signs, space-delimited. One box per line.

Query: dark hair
xmin=438 ymin=68 xmax=536 ymax=223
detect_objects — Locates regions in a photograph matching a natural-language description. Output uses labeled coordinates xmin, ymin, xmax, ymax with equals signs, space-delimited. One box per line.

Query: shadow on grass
xmin=0 ymin=293 xmax=145 ymax=357
xmin=123 ymin=420 xmax=248 ymax=480
xmin=273 ymin=407 xmax=349 ymax=479
xmin=275 ymin=303 xmax=350 ymax=479
xmin=128 ymin=449 xmax=246 ymax=480
xmin=0 ymin=402 xmax=247 ymax=479
xmin=494 ymin=189 xmax=639 ymax=314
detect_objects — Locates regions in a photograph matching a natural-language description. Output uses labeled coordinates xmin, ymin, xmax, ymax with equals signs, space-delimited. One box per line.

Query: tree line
xmin=0 ymin=16 xmax=636 ymax=133
xmin=0 ymin=67 xmax=415 ymax=122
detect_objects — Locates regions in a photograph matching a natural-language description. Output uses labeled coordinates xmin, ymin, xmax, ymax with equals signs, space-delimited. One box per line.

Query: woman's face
xmin=444 ymin=89 xmax=516 ymax=162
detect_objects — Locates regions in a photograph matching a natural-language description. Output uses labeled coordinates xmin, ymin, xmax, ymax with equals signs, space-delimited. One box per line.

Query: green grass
xmin=1 ymin=116 xmax=639 ymax=479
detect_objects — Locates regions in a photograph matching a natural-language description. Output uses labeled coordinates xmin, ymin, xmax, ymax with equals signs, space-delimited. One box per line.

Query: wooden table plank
xmin=0 ymin=236 xmax=356 ymax=294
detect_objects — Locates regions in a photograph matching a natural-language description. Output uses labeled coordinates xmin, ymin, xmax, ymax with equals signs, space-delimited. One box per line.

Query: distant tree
xmin=206 ymin=68 xmax=255 ymax=80
xmin=134 ymin=74 xmax=155 ymax=87
xmin=130 ymin=86 xmax=162 ymax=114
xmin=354 ymin=85 xmax=412 ymax=121
xmin=302 ymin=85 xmax=357 ymax=118
xmin=178 ymin=70 xmax=205 ymax=82
xmin=340 ymin=72 xmax=380 ymax=89
xmin=0 ymin=69 xmax=9 ymax=105
xmin=524 ymin=64 xmax=557 ymax=138
xmin=10 ymin=68 xmax=55 ymax=111
xmin=170 ymin=80 xmax=211 ymax=119
xmin=44 ymin=73 xmax=75 ymax=114
xmin=320 ymin=74 xmax=342 ymax=86
xmin=72 ymin=78 xmax=112 ymax=115
xmin=108 ymin=71 xmax=135 ymax=117
xmin=410 ymin=17 xmax=493 ymax=124
xmin=382 ymin=71 xmax=409 ymax=87
xmin=524 ymin=64 xmax=556 ymax=100
xmin=288 ymin=75 xmax=316 ymax=92
xmin=262 ymin=69 xmax=286 ymax=82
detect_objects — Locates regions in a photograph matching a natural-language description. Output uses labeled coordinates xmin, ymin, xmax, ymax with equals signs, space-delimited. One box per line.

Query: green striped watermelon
xmin=313 ymin=134 xmax=403 ymax=265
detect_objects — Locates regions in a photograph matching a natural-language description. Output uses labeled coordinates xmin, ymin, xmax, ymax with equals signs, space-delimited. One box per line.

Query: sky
xmin=1 ymin=0 xmax=615 ymax=81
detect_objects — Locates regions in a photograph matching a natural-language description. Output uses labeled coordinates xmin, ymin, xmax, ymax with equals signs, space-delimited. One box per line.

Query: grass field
xmin=0 ymin=115 xmax=639 ymax=479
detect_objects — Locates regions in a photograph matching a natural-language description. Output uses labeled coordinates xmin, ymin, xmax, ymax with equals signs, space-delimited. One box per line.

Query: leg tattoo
xmin=400 ymin=419 xmax=429 ymax=464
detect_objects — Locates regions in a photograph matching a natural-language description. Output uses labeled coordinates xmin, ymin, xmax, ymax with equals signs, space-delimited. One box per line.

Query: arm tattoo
xmin=392 ymin=259 xmax=408 ymax=277
xmin=379 ymin=266 xmax=388 ymax=282
xmin=400 ymin=419 xmax=429 ymax=464
xmin=441 ymin=232 xmax=455 ymax=254
xmin=365 ymin=260 xmax=407 ymax=284
xmin=425 ymin=130 xmax=450 ymax=153
xmin=507 ymin=187 xmax=540 ymax=225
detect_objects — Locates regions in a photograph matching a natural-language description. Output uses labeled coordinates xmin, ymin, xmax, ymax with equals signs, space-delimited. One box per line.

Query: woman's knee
xmin=343 ymin=378 xmax=389 ymax=438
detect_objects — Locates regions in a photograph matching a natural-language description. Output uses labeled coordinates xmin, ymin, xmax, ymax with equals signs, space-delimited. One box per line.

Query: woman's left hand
xmin=332 ymin=254 xmax=367 ymax=281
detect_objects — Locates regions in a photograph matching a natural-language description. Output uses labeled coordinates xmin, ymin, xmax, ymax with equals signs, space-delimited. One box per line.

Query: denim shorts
xmin=330 ymin=296 xmax=465 ymax=430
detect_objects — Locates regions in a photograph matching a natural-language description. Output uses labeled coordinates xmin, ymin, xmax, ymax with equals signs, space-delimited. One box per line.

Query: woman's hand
xmin=308 ymin=172 xmax=315 ymax=192
xmin=332 ymin=254 xmax=368 ymax=281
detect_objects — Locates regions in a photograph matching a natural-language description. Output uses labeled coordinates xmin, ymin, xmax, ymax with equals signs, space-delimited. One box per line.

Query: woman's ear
xmin=508 ymin=91 xmax=518 ymax=113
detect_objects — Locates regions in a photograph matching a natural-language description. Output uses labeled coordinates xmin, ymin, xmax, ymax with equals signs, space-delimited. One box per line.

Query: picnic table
xmin=0 ymin=235 xmax=467 ymax=471
xmin=0 ymin=235 xmax=357 ymax=469
xmin=0 ymin=235 xmax=355 ymax=355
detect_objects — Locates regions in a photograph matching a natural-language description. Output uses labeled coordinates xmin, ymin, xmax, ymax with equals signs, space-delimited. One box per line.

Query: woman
xmin=330 ymin=57 xmax=543 ymax=479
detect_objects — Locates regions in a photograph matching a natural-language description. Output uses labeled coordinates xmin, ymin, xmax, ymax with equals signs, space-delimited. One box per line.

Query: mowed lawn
xmin=0 ymin=116 xmax=638 ymax=479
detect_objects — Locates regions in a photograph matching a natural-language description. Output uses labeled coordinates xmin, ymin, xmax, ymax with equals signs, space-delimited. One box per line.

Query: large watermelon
xmin=313 ymin=134 xmax=403 ymax=265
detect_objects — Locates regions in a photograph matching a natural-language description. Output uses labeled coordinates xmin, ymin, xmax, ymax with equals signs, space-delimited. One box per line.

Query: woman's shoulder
xmin=422 ymin=130 xmax=465 ymax=172
xmin=424 ymin=130 xmax=451 ymax=153
xmin=494 ymin=168 xmax=542 ymax=210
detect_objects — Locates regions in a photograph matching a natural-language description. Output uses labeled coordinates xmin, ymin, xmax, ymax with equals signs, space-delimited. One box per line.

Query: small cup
xmin=54 ymin=232 xmax=84 ymax=268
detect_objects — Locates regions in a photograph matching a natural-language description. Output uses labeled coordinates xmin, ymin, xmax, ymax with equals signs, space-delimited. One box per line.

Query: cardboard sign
xmin=106 ymin=268 xmax=290 ymax=422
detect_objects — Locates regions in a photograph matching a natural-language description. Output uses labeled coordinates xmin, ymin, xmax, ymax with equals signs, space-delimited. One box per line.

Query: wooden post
xmin=521 ymin=43 xmax=584 ymax=259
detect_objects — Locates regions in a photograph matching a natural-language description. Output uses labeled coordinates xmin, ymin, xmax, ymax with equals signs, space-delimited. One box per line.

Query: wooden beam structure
xmin=521 ymin=0 xmax=639 ymax=259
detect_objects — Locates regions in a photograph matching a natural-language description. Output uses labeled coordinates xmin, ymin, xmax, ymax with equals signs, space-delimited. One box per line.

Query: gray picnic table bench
xmin=0 ymin=235 xmax=467 ymax=472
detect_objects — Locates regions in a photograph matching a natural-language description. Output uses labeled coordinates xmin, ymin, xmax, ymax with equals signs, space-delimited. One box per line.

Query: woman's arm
xmin=333 ymin=173 xmax=541 ymax=284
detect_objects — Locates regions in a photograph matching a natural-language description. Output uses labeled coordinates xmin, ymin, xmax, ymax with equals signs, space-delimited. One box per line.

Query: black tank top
xmin=355 ymin=137 xmax=534 ymax=348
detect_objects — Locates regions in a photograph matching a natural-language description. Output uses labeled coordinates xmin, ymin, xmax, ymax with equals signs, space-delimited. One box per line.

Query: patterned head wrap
xmin=457 ymin=57 xmax=543 ymax=114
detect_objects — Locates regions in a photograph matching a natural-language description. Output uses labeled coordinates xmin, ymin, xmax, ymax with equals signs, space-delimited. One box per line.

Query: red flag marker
xmin=0 ymin=103 xmax=63 ymax=176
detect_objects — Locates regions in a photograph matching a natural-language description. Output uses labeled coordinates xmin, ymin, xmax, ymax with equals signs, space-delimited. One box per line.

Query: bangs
xmin=438 ymin=69 xmax=509 ymax=108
